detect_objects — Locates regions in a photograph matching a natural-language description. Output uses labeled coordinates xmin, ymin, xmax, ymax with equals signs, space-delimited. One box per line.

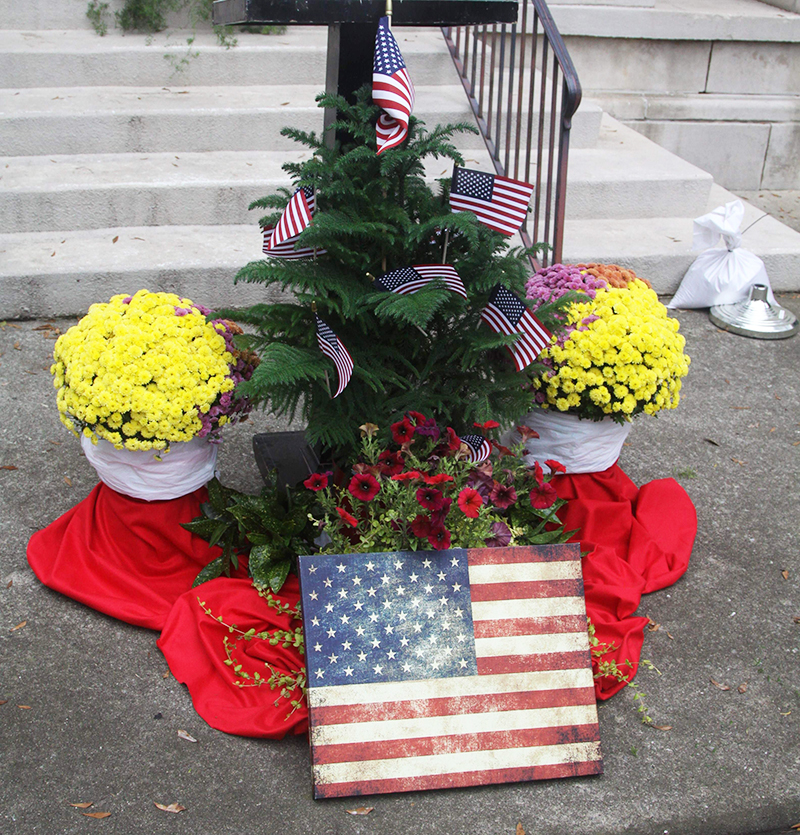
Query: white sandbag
xmin=81 ymin=435 xmax=218 ymax=501
xmin=668 ymin=200 xmax=775 ymax=309
xmin=504 ymin=410 xmax=631 ymax=474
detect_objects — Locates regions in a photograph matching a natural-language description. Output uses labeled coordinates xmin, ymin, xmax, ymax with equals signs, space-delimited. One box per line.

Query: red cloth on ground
xmin=27 ymin=482 xmax=241 ymax=631
xmin=554 ymin=464 xmax=696 ymax=699
xmin=157 ymin=575 xmax=309 ymax=739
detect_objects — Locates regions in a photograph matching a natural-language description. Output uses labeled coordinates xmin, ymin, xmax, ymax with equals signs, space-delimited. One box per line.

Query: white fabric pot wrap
xmin=505 ymin=410 xmax=632 ymax=474
xmin=668 ymin=200 xmax=774 ymax=309
xmin=81 ymin=435 xmax=218 ymax=501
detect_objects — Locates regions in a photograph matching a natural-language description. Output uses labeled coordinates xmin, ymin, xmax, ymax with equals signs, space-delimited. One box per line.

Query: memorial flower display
xmin=525 ymin=263 xmax=690 ymax=422
xmin=51 ymin=289 xmax=258 ymax=451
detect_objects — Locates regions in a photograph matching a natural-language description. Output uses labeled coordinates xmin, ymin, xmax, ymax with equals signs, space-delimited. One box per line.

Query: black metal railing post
xmin=442 ymin=0 xmax=581 ymax=269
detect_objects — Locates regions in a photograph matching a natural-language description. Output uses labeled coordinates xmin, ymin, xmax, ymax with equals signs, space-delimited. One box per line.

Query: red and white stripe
xmin=262 ymin=227 xmax=325 ymax=259
xmin=412 ymin=264 xmax=467 ymax=299
xmin=308 ymin=544 xmax=601 ymax=798
xmin=269 ymin=188 xmax=313 ymax=250
xmin=373 ymin=64 xmax=415 ymax=153
xmin=451 ymin=175 xmax=534 ymax=237
xmin=480 ymin=303 xmax=552 ymax=372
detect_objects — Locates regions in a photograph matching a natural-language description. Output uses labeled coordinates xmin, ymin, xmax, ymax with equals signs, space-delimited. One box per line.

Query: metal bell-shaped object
xmin=709 ymin=284 xmax=798 ymax=339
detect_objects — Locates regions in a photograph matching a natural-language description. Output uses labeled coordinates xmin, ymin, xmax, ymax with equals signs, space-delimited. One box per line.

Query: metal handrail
xmin=442 ymin=1 xmax=581 ymax=268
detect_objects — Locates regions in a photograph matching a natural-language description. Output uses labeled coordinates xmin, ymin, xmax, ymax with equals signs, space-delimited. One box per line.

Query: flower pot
xmin=506 ymin=409 xmax=632 ymax=474
xmin=80 ymin=436 xmax=218 ymax=501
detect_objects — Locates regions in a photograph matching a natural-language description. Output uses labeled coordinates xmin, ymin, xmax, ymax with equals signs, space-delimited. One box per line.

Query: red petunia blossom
xmin=489 ymin=481 xmax=517 ymax=509
xmin=457 ymin=487 xmax=483 ymax=518
xmin=410 ymin=514 xmax=432 ymax=539
xmin=443 ymin=426 xmax=461 ymax=453
xmin=430 ymin=497 xmax=452 ymax=530
xmin=391 ymin=418 xmax=415 ymax=445
xmin=427 ymin=526 xmax=452 ymax=550
xmin=414 ymin=417 xmax=440 ymax=441
xmin=532 ymin=460 xmax=545 ymax=487
xmin=516 ymin=425 xmax=540 ymax=442
xmin=530 ymin=482 xmax=557 ymax=509
xmin=336 ymin=507 xmax=358 ymax=527
xmin=303 ymin=471 xmax=330 ymax=491
xmin=474 ymin=420 xmax=500 ymax=432
xmin=348 ymin=473 xmax=381 ymax=502
xmin=490 ymin=439 xmax=514 ymax=457
xmin=416 ymin=485 xmax=446 ymax=511
xmin=407 ymin=411 xmax=427 ymax=427
xmin=378 ymin=449 xmax=405 ymax=476
xmin=423 ymin=473 xmax=454 ymax=486
xmin=545 ymin=459 xmax=566 ymax=474
xmin=391 ymin=470 xmax=423 ymax=482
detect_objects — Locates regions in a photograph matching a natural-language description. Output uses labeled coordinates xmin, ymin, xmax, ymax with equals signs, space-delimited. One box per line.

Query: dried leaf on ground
xmin=83 ymin=811 xmax=111 ymax=819
xmin=793 ymin=616 xmax=800 ymax=624
xmin=646 ymin=617 xmax=660 ymax=632
xmin=738 ymin=683 xmax=748 ymax=694
xmin=154 ymin=802 xmax=186 ymax=813
xmin=0 ymin=700 xmax=7 ymax=705
xmin=11 ymin=621 xmax=26 ymax=631
xmin=346 ymin=807 xmax=374 ymax=816
xmin=516 ymin=823 xmax=526 ymax=835
xmin=18 ymin=705 xmax=32 ymax=709
xmin=1 ymin=464 xmax=17 ymax=470
xmin=112 ymin=236 xmax=119 ymax=243
xmin=13 ymin=342 xmax=20 ymax=350
xmin=710 ymin=679 xmax=730 ymax=691
xmin=177 ymin=729 xmax=197 ymax=743
xmin=70 ymin=802 xmax=93 ymax=808
xmin=790 ymin=822 xmax=800 ymax=831
xmin=651 ymin=724 xmax=672 ymax=731
xmin=781 ymin=569 xmax=789 ymax=580
xmin=5 ymin=580 xmax=11 ymax=588
xmin=64 ymin=476 xmax=72 ymax=486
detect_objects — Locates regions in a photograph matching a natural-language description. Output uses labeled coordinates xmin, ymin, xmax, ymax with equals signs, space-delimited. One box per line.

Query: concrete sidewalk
xmin=1 ymin=300 xmax=799 ymax=835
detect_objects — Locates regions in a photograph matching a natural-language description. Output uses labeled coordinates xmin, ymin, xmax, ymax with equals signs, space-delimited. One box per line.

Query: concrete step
xmin=0 ymin=83 xmax=604 ymax=158
xmin=561 ymin=183 xmax=800 ymax=294
xmin=0 ymin=27 xmax=462 ymax=89
xmin=0 ymin=224 xmax=271 ymax=319
xmin=1 ymin=115 xmax=708 ymax=233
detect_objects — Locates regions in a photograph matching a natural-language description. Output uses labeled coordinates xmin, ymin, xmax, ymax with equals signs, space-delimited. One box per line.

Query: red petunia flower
xmin=490 ymin=439 xmax=514 ymax=457
xmin=430 ymin=497 xmax=452 ymax=530
xmin=409 ymin=514 xmax=432 ymax=539
xmin=391 ymin=470 xmax=423 ymax=482
xmin=423 ymin=473 xmax=454 ymax=486
xmin=407 ymin=411 xmax=427 ymax=427
xmin=545 ymin=459 xmax=566 ymax=474
xmin=348 ymin=473 xmax=381 ymax=502
xmin=532 ymin=460 xmax=545 ymax=487
xmin=489 ymin=481 xmax=517 ymax=510
xmin=474 ymin=420 xmax=500 ymax=432
xmin=415 ymin=418 xmax=440 ymax=441
xmin=516 ymin=425 xmax=540 ymax=442
xmin=443 ymin=426 xmax=461 ymax=453
xmin=391 ymin=418 xmax=415 ymax=445
xmin=303 ymin=471 xmax=330 ymax=491
xmin=336 ymin=507 xmax=358 ymax=527
xmin=457 ymin=487 xmax=483 ymax=518
xmin=427 ymin=526 xmax=452 ymax=550
xmin=530 ymin=482 xmax=557 ymax=509
xmin=378 ymin=449 xmax=405 ymax=476
xmin=416 ymin=486 xmax=445 ymax=511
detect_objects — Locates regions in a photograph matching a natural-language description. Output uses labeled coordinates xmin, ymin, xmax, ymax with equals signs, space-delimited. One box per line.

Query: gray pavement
xmin=1 ymin=298 xmax=799 ymax=835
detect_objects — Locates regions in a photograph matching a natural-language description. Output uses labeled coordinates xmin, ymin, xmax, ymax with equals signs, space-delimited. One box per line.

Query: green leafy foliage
xmin=185 ymin=477 xmax=317 ymax=591
xmin=219 ymin=88 xmax=569 ymax=463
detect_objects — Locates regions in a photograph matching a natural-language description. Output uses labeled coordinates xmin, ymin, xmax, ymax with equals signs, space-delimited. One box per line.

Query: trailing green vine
xmin=198 ymin=594 xmax=307 ymax=718
xmin=589 ymin=618 xmax=663 ymax=727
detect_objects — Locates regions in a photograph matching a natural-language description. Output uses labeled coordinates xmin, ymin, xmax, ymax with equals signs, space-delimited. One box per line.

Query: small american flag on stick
xmin=268 ymin=186 xmax=315 ymax=250
xmin=459 ymin=433 xmax=492 ymax=463
xmin=262 ymin=225 xmax=326 ymax=260
xmin=373 ymin=16 xmax=415 ymax=154
xmin=374 ymin=264 xmax=467 ymax=299
xmin=481 ymin=285 xmax=552 ymax=372
xmin=314 ymin=314 xmax=353 ymax=398
xmin=450 ymin=166 xmax=535 ymax=237
xmin=299 ymin=544 xmax=601 ymax=799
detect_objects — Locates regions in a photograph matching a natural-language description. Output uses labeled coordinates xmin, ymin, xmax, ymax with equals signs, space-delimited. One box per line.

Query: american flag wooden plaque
xmin=298 ymin=544 xmax=602 ymax=798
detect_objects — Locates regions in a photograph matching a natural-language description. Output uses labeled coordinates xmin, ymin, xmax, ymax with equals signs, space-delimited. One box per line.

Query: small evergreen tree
xmin=222 ymin=89 xmax=569 ymax=463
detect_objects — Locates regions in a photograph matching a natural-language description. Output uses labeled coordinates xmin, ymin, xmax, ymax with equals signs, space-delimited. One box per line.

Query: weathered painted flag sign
xmin=298 ymin=544 xmax=601 ymax=798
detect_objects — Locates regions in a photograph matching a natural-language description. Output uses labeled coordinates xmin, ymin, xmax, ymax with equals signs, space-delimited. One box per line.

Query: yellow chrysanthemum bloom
xmin=51 ymin=290 xmax=251 ymax=451
xmin=533 ymin=280 xmax=690 ymax=421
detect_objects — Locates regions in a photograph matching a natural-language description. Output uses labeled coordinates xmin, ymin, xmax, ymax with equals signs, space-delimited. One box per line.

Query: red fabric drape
xmin=157 ymin=576 xmax=309 ymax=738
xmin=26 ymin=483 xmax=243 ymax=631
xmin=554 ymin=464 xmax=696 ymax=699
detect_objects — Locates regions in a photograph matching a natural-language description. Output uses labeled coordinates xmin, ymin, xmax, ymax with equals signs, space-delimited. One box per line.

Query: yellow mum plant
xmin=525 ymin=264 xmax=690 ymax=422
xmin=51 ymin=289 xmax=258 ymax=451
